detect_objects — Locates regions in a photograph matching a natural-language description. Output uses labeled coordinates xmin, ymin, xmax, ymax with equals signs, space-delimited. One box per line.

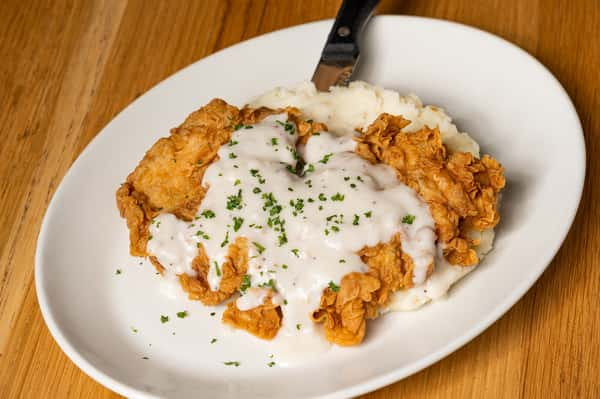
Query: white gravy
xmin=148 ymin=114 xmax=438 ymax=337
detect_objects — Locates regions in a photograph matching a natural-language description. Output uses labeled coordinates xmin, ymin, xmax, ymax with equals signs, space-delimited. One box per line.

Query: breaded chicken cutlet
xmin=117 ymin=99 xmax=505 ymax=346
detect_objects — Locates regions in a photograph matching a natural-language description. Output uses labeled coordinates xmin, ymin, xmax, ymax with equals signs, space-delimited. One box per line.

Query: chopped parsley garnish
xmin=275 ymin=119 xmax=295 ymax=134
xmin=287 ymin=187 xmax=293 ymax=192
xmin=271 ymin=137 xmax=278 ymax=146
xmin=307 ymin=197 xmax=314 ymax=203
xmin=328 ymin=281 xmax=340 ymax=292
xmin=290 ymin=198 xmax=304 ymax=212
xmin=228 ymin=152 xmax=237 ymax=159
xmin=253 ymin=187 xmax=261 ymax=194
xmin=402 ymin=214 xmax=416 ymax=224
xmin=253 ymin=241 xmax=266 ymax=254
xmin=364 ymin=211 xmax=372 ymax=218
xmin=350 ymin=183 xmax=356 ymax=188
xmin=214 ymin=261 xmax=222 ymax=277
xmin=331 ymin=193 xmax=345 ymax=201
xmin=296 ymin=324 xmax=302 ymax=330
xmin=130 ymin=326 xmax=138 ymax=333
xmin=197 ymin=160 xmax=203 ymax=165
xmin=220 ymin=231 xmax=230 ymax=248
xmin=142 ymin=356 xmax=149 ymax=360
xmin=282 ymin=264 xmax=288 ymax=269
xmin=196 ymin=230 xmax=210 ymax=240
xmin=176 ymin=311 xmax=188 ymax=318
xmin=250 ymin=169 xmax=266 ymax=184
xmin=339 ymin=259 xmax=346 ymax=263
xmin=353 ymin=214 xmax=360 ymax=226
xmin=258 ymin=279 xmax=277 ymax=292
xmin=160 ymin=315 xmax=169 ymax=323
xmin=233 ymin=123 xmax=243 ymax=131
xmin=286 ymin=145 xmax=300 ymax=160
xmin=301 ymin=163 xmax=315 ymax=176
xmin=319 ymin=153 xmax=333 ymax=164
xmin=148 ymin=235 xmax=153 ymax=241
xmin=318 ymin=193 xmax=327 ymax=201
xmin=283 ymin=299 xmax=288 ymax=305
xmin=210 ymin=338 xmax=217 ymax=344
xmin=115 ymin=269 xmax=122 ymax=275
xmin=356 ymin=176 xmax=364 ymax=182
xmin=210 ymin=312 xmax=216 ymax=316
xmin=233 ymin=216 xmax=244 ymax=232
xmin=305 ymin=179 xmax=313 ymax=188
xmin=234 ymin=178 xmax=241 ymax=186
xmin=223 ymin=361 xmax=240 ymax=367
xmin=267 ymin=361 xmax=276 ymax=367
xmin=226 ymin=190 xmax=243 ymax=210
xmin=291 ymin=248 xmax=300 ymax=258
xmin=344 ymin=176 xmax=350 ymax=181
xmin=331 ymin=225 xmax=340 ymax=232
xmin=201 ymin=209 xmax=216 ymax=218
xmin=228 ymin=140 xmax=239 ymax=146
xmin=240 ymin=275 xmax=251 ymax=292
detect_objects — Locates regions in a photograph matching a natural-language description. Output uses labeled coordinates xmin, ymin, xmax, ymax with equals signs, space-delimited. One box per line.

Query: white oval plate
xmin=36 ymin=16 xmax=585 ymax=399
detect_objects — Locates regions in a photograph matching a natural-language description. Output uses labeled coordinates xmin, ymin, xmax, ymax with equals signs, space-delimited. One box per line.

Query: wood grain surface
xmin=1 ymin=0 xmax=599 ymax=397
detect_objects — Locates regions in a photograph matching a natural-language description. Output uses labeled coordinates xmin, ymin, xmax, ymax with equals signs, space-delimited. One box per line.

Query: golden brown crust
xmin=179 ymin=237 xmax=249 ymax=306
xmin=116 ymin=182 xmax=155 ymax=256
xmin=222 ymin=297 xmax=282 ymax=340
xmin=355 ymin=113 xmax=505 ymax=266
xmin=311 ymin=272 xmax=380 ymax=346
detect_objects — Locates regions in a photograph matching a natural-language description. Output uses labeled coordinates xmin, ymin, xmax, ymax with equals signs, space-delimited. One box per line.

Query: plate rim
xmin=35 ymin=14 xmax=586 ymax=399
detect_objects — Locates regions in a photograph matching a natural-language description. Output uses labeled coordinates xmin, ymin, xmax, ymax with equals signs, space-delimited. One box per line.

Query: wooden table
xmin=1 ymin=0 xmax=599 ymax=397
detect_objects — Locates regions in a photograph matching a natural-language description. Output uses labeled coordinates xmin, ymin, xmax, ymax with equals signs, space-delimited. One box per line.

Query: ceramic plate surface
xmin=36 ymin=16 xmax=585 ymax=399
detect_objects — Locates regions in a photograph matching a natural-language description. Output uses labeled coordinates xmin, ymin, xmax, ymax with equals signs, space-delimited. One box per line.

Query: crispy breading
xmin=116 ymin=99 xmax=239 ymax=257
xmin=222 ymin=297 xmax=282 ymax=340
xmin=360 ymin=233 xmax=432 ymax=303
xmin=355 ymin=113 xmax=505 ymax=266
xmin=116 ymin=100 xmax=318 ymax=258
xmin=311 ymin=272 xmax=381 ymax=346
xmin=179 ymin=237 xmax=249 ymax=306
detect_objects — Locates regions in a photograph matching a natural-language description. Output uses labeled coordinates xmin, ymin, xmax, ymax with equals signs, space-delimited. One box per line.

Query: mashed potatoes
xmin=251 ymin=81 xmax=495 ymax=311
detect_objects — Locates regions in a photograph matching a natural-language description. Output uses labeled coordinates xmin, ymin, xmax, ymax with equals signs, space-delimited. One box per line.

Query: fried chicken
xmin=355 ymin=113 xmax=505 ymax=266
xmin=116 ymin=100 xmax=505 ymax=346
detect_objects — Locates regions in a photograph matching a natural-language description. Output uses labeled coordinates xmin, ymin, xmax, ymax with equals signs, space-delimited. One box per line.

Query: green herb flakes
xmin=319 ymin=153 xmax=333 ymax=164
xmin=223 ymin=361 xmax=240 ymax=367
xmin=331 ymin=193 xmax=345 ymax=201
xmin=253 ymin=241 xmax=266 ymax=254
xmin=201 ymin=209 xmax=216 ymax=218
xmin=402 ymin=214 xmax=415 ymax=224
xmin=240 ymin=275 xmax=251 ymax=292
xmin=328 ymin=281 xmax=340 ymax=292
xmin=233 ymin=216 xmax=244 ymax=231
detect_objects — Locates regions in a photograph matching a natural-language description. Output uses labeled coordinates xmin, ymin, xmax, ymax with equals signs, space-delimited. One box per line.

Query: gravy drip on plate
xmin=148 ymin=114 xmax=437 ymax=336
